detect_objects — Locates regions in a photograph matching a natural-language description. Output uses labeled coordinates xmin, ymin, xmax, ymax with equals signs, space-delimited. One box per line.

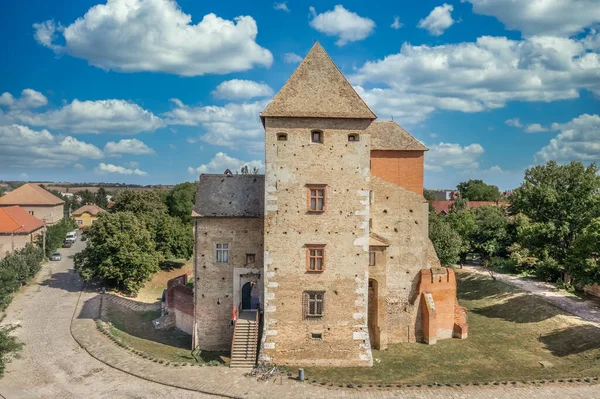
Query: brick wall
xmin=370 ymin=150 xmax=424 ymax=195
xmin=165 ymin=274 xmax=194 ymax=335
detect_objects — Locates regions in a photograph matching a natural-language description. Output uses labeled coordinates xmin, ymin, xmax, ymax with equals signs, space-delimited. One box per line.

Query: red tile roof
xmin=0 ymin=183 xmax=64 ymax=206
xmin=432 ymin=200 xmax=510 ymax=214
xmin=0 ymin=206 xmax=45 ymax=234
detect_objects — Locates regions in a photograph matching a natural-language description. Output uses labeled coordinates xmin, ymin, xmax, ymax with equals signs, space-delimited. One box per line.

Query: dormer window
xmin=348 ymin=134 xmax=359 ymax=142
xmin=311 ymin=130 xmax=323 ymax=144
xmin=277 ymin=133 xmax=288 ymax=141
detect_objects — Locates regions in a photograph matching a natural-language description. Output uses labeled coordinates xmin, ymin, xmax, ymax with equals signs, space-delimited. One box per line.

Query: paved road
xmin=0 ymin=240 xmax=213 ymax=399
xmin=1 ymin=241 xmax=600 ymax=398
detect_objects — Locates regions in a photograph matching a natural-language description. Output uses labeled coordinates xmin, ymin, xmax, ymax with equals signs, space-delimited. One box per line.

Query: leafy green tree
xmin=567 ymin=218 xmax=600 ymax=286
xmin=111 ymin=190 xmax=168 ymax=215
xmin=0 ymin=321 xmax=23 ymax=377
xmin=166 ymin=182 xmax=197 ymax=223
xmin=74 ymin=212 xmax=162 ymax=293
xmin=446 ymin=205 xmax=476 ymax=264
xmin=78 ymin=189 xmax=95 ymax=205
xmin=95 ymin=187 xmax=109 ymax=208
xmin=429 ymin=213 xmax=462 ymax=266
xmin=141 ymin=213 xmax=193 ymax=259
xmin=470 ymin=205 xmax=510 ymax=261
xmin=510 ymin=161 xmax=600 ymax=276
xmin=0 ymin=244 xmax=44 ymax=310
xmin=0 ymin=187 xmax=4 ymax=197
xmin=41 ymin=218 xmax=78 ymax=257
xmin=457 ymin=179 xmax=503 ymax=201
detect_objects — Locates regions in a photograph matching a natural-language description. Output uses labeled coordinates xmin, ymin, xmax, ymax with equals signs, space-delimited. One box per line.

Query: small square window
xmin=246 ymin=253 xmax=256 ymax=265
xmin=304 ymin=291 xmax=324 ymax=318
xmin=28 ymin=211 xmax=34 ymax=216
xmin=311 ymin=332 xmax=323 ymax=340
xmin=277 ymin=133 xmax=287 ymax=141
xmin=348 ymin=134 xmax=359 ymax=142
xmin=369 ymin=251 xmax=376 ymax=266
xmin=311 ymin=130 xmax=323 ymax=143
xmin=216 ymin=243 xmax=229 ymax=263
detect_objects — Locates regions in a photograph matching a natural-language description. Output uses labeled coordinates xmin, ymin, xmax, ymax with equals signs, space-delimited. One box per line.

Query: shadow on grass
xmin=540 ymin=324 xmax=600 ymax=357
xmin=456 ymin=272 xmax=518 ymax=301
xmin=159 ymin=260 xmax=186 ymax=271
xmin=472 ymin=294 xmax=561 ymax=323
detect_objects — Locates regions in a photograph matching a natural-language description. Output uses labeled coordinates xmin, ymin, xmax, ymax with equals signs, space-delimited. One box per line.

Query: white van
xmin=66 ymin=231 xmax=78 ymax=242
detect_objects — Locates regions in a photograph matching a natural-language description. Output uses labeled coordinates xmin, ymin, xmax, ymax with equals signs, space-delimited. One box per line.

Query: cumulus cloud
xmin=309 ymin=5 xmax=375 ymax=46
xmin=95 ymin=162 xmax=148 ymax=176
xmin=188 ymin=152 xmax=264 ymax=175
xmin=33 ymin=0 xmax=273 ymax=76
xmin=464 ymin=0 xmax=600 ymax=37
xmin=104 ymin=139 xmax=155 ymax=156
xmin=524 ymin=123 xmax=550 ymax=133
xmin=2 ymin=99 xmax=164 ymax=134
xmin=274 ymin=2 xmax=290 ymax=12
xmin=284 ymin=52 xmax=303 ymax=64
xmin=164 ymin=99 xmax=266 ymax=152
xmin=425 ymin=142 xmax=484 ymax=172
xmin=391 ymin=16 xmax=403 ymax=30
xmin=350 ymin=35 xmax=600 ymax=123
xmin=418 ymin=3 xmax=455 ymax=36
xmin=0 ymin=124 xmax=102 ymax=168
xmin=212 ymin=79 xmax=273 ymax=101
xmin=535 ymin=114 xmax=600 ymax=163
xmin=0 ymin=89 xmax=47 ymax=109
xmin=505 ymin=118 xmax=523 ymax=128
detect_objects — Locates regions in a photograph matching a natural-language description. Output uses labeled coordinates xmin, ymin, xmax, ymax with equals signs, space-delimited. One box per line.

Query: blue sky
xmin=0 ymin=0 xmax=598 ymax=190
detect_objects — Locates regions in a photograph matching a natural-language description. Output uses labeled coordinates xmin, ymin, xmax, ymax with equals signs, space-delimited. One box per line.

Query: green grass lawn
xmin=303 ymin=271 xmax=600 ymax=385
xmin=106 ymin=304 xmax=227 ymax=365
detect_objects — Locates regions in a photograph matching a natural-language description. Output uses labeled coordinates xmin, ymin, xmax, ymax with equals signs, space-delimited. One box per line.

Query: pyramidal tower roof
xmin=261 ymin=42 xmax=376 ymax=119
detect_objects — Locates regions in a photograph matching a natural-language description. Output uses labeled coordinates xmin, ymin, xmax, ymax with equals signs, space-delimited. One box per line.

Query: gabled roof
xmin=0 ymin=183 xmax=64 ymax=206
xmin=0 ymin=206 xmax=45 ymax=234
xmin=193 ymin=174 xmax=265 ymax=218
xmin=261 ymin=42 xmax=376 ymax=120
xmin=72 ymin=204 xmax=104 ymax=217
xmin=368 ymin=121 xmax=428 ymax=151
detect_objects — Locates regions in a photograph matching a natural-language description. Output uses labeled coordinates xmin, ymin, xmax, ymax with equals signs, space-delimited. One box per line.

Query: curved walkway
xmin=1 ymin=240 xmax=599 ymax=398
xmin=462 ymin=266 xmax=600 ymax=326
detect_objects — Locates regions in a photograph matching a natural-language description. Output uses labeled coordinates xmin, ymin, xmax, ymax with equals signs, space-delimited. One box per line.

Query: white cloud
xmin=464 ymin=0 xmax=600 ymax=37
xmin=104 ymin=139 xmax=155 ymax=156
xmin=0 ymin=124 xmax=103 ymax=168
xmin=188 ymin=152 xmax=264 ymax=175
xmin=524 ymin=123 xmax=549 ymax=133
xmin=164 ymin=99 xmax=266 ymax=152
xmin=212 ymin=79 xmax=273 ymax=101
xmin=425 ymin=142 xmax=484 ymax=172
xmin=505 ymin=118 xmax=522 ymax=128
xmin=309 ymin=5 xmax=375 ymax=46
xmin=2 ymin=99 xmax=164 ymax=134
xmin=33 ymin=0 xmax=273 ymax=76
xmin=124 ymin=161 xmax=140 ymax=169
xmin=391 ymin=16 xmax=403 ymax=30
xmin=274 ymin=2 xmax=290 ymax=12
xmin=74 ymin=163 xmax=85 ymax=170
xmin=535 ymin=114 xmax=600 ymax=163
xmin=351 ymin=35 xmax=600 ymax=123
xmin=95 ymin=162 xmax=148 ymax=176
xmin=418 ymin=3 xmax=455 ymax=36
xmin=284 ymin=52 xmax=303 ymax=64
xmin=0 ymin=89 xmax=47 ymax=109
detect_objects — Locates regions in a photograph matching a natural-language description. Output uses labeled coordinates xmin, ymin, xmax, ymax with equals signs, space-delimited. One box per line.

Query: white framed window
xmin=76 ymin=219 xmax=83 ymax=225
xmin=216 ymin=243 xmax=229 ymax=263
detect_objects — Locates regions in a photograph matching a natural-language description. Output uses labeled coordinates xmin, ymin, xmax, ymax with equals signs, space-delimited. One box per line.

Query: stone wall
xmin=370 ymin=150 xmax=424 ymax=195
xmin=165 ymin=274 xmax=194 ymax=335
xmin=193 ymin=217 xmax=264 ymax=351
xmin=0 ymin=231 xmax=42 ymax=260
xmin=262 ymin=117 xmax=373 ymax=367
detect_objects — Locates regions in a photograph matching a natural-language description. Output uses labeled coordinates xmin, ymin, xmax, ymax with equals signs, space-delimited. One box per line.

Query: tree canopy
xmin=429 ymin=213 xmax=462 ymax=267
xmin=166 ymin=182 xmax=197 ymax=222
xmin=111 ymin=189 xmax=168 ymax=215
xmin=457 ymin=179 xmax=503 ymax=201
xmin=568 ymin=218 xmax=600 ymax=287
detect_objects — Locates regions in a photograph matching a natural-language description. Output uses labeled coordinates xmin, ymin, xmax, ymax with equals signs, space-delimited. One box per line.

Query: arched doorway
xmin=368 ymin=279 xmax=380 ymax=349
xmin=241 ymin=282 xmax=252 ymax=310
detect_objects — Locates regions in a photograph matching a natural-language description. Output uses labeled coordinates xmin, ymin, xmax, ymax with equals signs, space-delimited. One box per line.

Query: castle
xmin=191 ymin=43 xmax=467 ymax=368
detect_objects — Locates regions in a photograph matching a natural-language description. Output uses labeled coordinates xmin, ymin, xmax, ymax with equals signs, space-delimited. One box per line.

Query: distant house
xmin=71 ymin=204 xmax=104 ymax=228
xmin=0 ymin=184 xmax=64 ymax=225
xmin=429 ymin=189 xmax=459 ymax=201
xmin=432 ymin=200 xmax=510 ymax=215
xmin=0 ymin=206 xmax=45 ymax=259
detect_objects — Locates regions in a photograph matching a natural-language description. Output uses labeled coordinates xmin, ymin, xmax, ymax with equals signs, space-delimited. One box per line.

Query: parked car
xmin=63 ymin=241 xmax=72 ymax=248
xmin=50 ymin=252 xmax=62 ymax=261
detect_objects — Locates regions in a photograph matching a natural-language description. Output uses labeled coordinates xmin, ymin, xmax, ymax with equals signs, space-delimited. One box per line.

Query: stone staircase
xmin=230 ymin=311 xmax=259 ymax=368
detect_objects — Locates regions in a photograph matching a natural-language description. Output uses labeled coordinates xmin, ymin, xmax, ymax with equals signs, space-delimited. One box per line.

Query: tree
xmin=0 ymin=187 xmax=4 ymax=197
xmin=510 ymin=161 xmax=600 ymax=276
xmin=74 ymin=212 xmax=162 ymax=293
xmin=470 ymin=205 xmax=510 ymax=261
xmin=41 ymin=219 xmax=78 ymax=257
xmin=111 ymin=189 xmax=168 ymax=215
xmin=446 ymin=204 xmax=475 ymax=264
xmin=457 ymin=179 xmax=502 ymax=201
xmin=166 ymin=182 xmax=197 ymax=223
xmin=78 ymin=189 xmax=95 ymax=205
xmin=567 ymin=218 xmax=600 ymax=286
xmin=239 ymin=165 xmax=259 ymax=175
xmin=0 ymin=321 xmax=23 ymax=377
xmin=429 ymin=213 xmax=462 ymax=267
xmin=95 ymin=187 xmax=109 ymax=208
xmin=140 ymin=213 xmax=193 ymax=259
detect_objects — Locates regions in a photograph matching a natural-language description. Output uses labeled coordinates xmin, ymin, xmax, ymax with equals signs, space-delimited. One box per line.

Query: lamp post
xmin=11 ymin=224 xmax=24 ymax=252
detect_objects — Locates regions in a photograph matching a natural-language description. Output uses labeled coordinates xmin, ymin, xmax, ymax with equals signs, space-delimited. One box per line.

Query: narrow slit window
xmin=216 ymin=243 xmax=229 ymax=263
xmin=307 ymin=246 xmax=325 ymax=272
xmin=369 ymin=251 xmax=376 ymax=266
xmin=311 ymin=332 xmax=323 ymax=340
xmin=311 ymin=130 xmax=323 ymax=143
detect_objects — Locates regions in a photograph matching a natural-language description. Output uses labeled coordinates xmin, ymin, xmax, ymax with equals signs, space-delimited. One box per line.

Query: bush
xmin=42 ymin=218 xmax=78 ymax=257
xmin=0 ymin=321 xmax=23 ymax=377
xmin=429 ymin=214 xmax=462 ymax=267
xmin=488 ymin=257 xmax=518 ymax=274
xmin=0 ymin=244 xmax=44 ymax=311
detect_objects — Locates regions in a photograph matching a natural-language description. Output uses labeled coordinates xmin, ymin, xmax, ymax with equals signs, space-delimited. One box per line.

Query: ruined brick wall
xmin=370 ymin=151 xmax=424 ymax=195
xmin=262 ymin=117 xmax=373 ymax=367
xmin=418 ymin=268 xmax=460 ymax=340
xmin=370 ymin=176 xmax=429 ymax=345
xmin=165 ymin=275 xmax=194 ymax=335
xmin=194 ymin=217 xmax=264 ymax=351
